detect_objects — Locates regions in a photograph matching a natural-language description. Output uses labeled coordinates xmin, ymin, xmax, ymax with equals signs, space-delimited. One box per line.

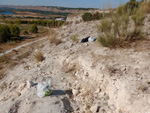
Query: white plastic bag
xmin=37 ymin=78 xmax=52 ymax=98
xmin=88 ymin=37 xmax=96 ymax=42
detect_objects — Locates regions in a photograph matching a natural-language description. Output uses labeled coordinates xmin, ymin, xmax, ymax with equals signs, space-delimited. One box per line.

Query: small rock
xmin=18 ymin=83 xmax=26 ymax=92
xmin=27 ymin=81 xmax=35 ymax=89
xmin=67 ymin=83 xmax=71 ymax=87
xmin=95 ymin=88 xmax=101 ymax=93
xmin=98 ymin=92 xmax=105 ymax=98
xmin=61 ymin=77 xmax=65 ymax=81
xmin=90 ymin=104 xmax=99 ymax=113
xmin=72 ymin=89 xmax=79 ymax=96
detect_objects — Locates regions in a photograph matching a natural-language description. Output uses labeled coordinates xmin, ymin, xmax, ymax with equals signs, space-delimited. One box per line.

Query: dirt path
xmin=0 ymin=36 xmax=48 ymax=57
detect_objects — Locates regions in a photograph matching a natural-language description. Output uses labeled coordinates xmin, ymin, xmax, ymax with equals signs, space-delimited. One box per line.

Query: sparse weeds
xmin=0 ymin=55 xmax=9 ymax=64
xmin=70 ymin=34 xmax=78 ymax=42
xmin=35 ymin=51 xmax=45 ymax=63
xmin=17 ymin=51 xmax=32 ymax=60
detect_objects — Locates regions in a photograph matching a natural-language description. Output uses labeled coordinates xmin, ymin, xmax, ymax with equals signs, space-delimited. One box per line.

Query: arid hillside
xmin=0 ymin=5 xmax=150 ymax=113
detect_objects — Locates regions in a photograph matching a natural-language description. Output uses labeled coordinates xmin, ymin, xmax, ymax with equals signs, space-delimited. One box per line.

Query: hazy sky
xmin=0 ymin=0 xmax=141 ymax=8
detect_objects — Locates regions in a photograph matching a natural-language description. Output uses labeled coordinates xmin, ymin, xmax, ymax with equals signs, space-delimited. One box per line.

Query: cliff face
xmin=0 ymin=13 xmax=150 ymax=113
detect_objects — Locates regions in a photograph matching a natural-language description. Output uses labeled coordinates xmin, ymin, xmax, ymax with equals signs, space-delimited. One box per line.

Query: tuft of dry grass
xmin=49 ymin=30 xmax=62 ymax=45
xmin=64 ymin=21 xmax=73 ymax=25
xmin=34 ymin=51 xmax=45 ymax=63
xmin=138 ymin=83 xmax=149 ymax=92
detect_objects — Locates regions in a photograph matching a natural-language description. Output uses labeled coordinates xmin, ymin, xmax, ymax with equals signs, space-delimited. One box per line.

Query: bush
xmin=11 ymin=37 xmax=20 ymax=41
xmin=82 ymin=12 xmax=93 ymax=21
xmin=0 ymin=25 xmax=11 ymax=43
xmin=30 ymin=24 xmax=38 ymax=33
xmin=93 ymin=12 xmax=101 ymax=20
xmin=9 ymin=25 xmax=20 ymax=38
xmin=124 ymin=0 xmax=140 ymax=15
xmin=117 ymin=0 xmax=140 ymax=15
xmin=23 ymin=31 xmax=29 ymax=35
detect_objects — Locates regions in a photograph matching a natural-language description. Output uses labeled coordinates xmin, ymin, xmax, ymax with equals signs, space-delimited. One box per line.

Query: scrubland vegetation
xmin=97 ymin=0 xmax=149 ymax=48
xmin=81 ymin=0 xmax=150 ymax=48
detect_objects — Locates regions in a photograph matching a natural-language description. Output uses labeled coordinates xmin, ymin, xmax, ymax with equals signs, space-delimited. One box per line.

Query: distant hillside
xmin=0 ymin=5 xmax=96 ymax=14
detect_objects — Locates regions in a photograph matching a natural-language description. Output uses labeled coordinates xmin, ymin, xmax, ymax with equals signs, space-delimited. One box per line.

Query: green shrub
xmin=93 ymin=12 xmax=101 ymax=20
xmin=117 ymin=0 xmax=140 ymax=16
xmin=124 ymin=0 xmax=140 ymax=15
xmin=9 ymin=25 xmax=20 ymax=38
xmin=11 ymin=37 xmax=20 ymax=41
xmin=0 ymin=25 xmax=11 ymax=43
xmin=23 ymin=31 xmax=29 ymax=35
xmin=82 ymin=12 xmax=93 ymax=21
xmin=98 ymin=10 xmax=144 ymax=48
xmin=30 ymin=24 xmax=38 ymax=33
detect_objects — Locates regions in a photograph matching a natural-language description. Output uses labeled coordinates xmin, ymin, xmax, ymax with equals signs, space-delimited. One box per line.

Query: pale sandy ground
xmin=0 ymin=14 xmax=150 ymax=113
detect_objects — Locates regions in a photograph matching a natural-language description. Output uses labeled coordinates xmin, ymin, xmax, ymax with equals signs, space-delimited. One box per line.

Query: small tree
xmin=0 ymin=25 xmax=11 ymax=43
xmin=31 ymin=24 xmax=38 ymax=33
xmin=82 ymin=12 xmax=93 ymax=21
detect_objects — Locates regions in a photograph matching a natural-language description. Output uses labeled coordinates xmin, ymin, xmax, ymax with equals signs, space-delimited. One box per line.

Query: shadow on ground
xmin=51 ymin=89 xmax=72 ymax=96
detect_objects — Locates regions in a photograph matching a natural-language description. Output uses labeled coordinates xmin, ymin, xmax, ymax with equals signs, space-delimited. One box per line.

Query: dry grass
xmin=64 ymin=21 xmax=73 ymax=26
xmin=141 ymin=2 xmax=150 ymax=14
xmin=49 ymin=30 xmax=62 ymax=45
xmin=138 ymin=83 xmax=149 ymax=92
xmin=34 ymin=51 xmax=45 ymax=63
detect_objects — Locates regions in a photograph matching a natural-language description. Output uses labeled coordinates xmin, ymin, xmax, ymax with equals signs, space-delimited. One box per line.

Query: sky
xmin=0 ymin=0 xmax=141 ymax=8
